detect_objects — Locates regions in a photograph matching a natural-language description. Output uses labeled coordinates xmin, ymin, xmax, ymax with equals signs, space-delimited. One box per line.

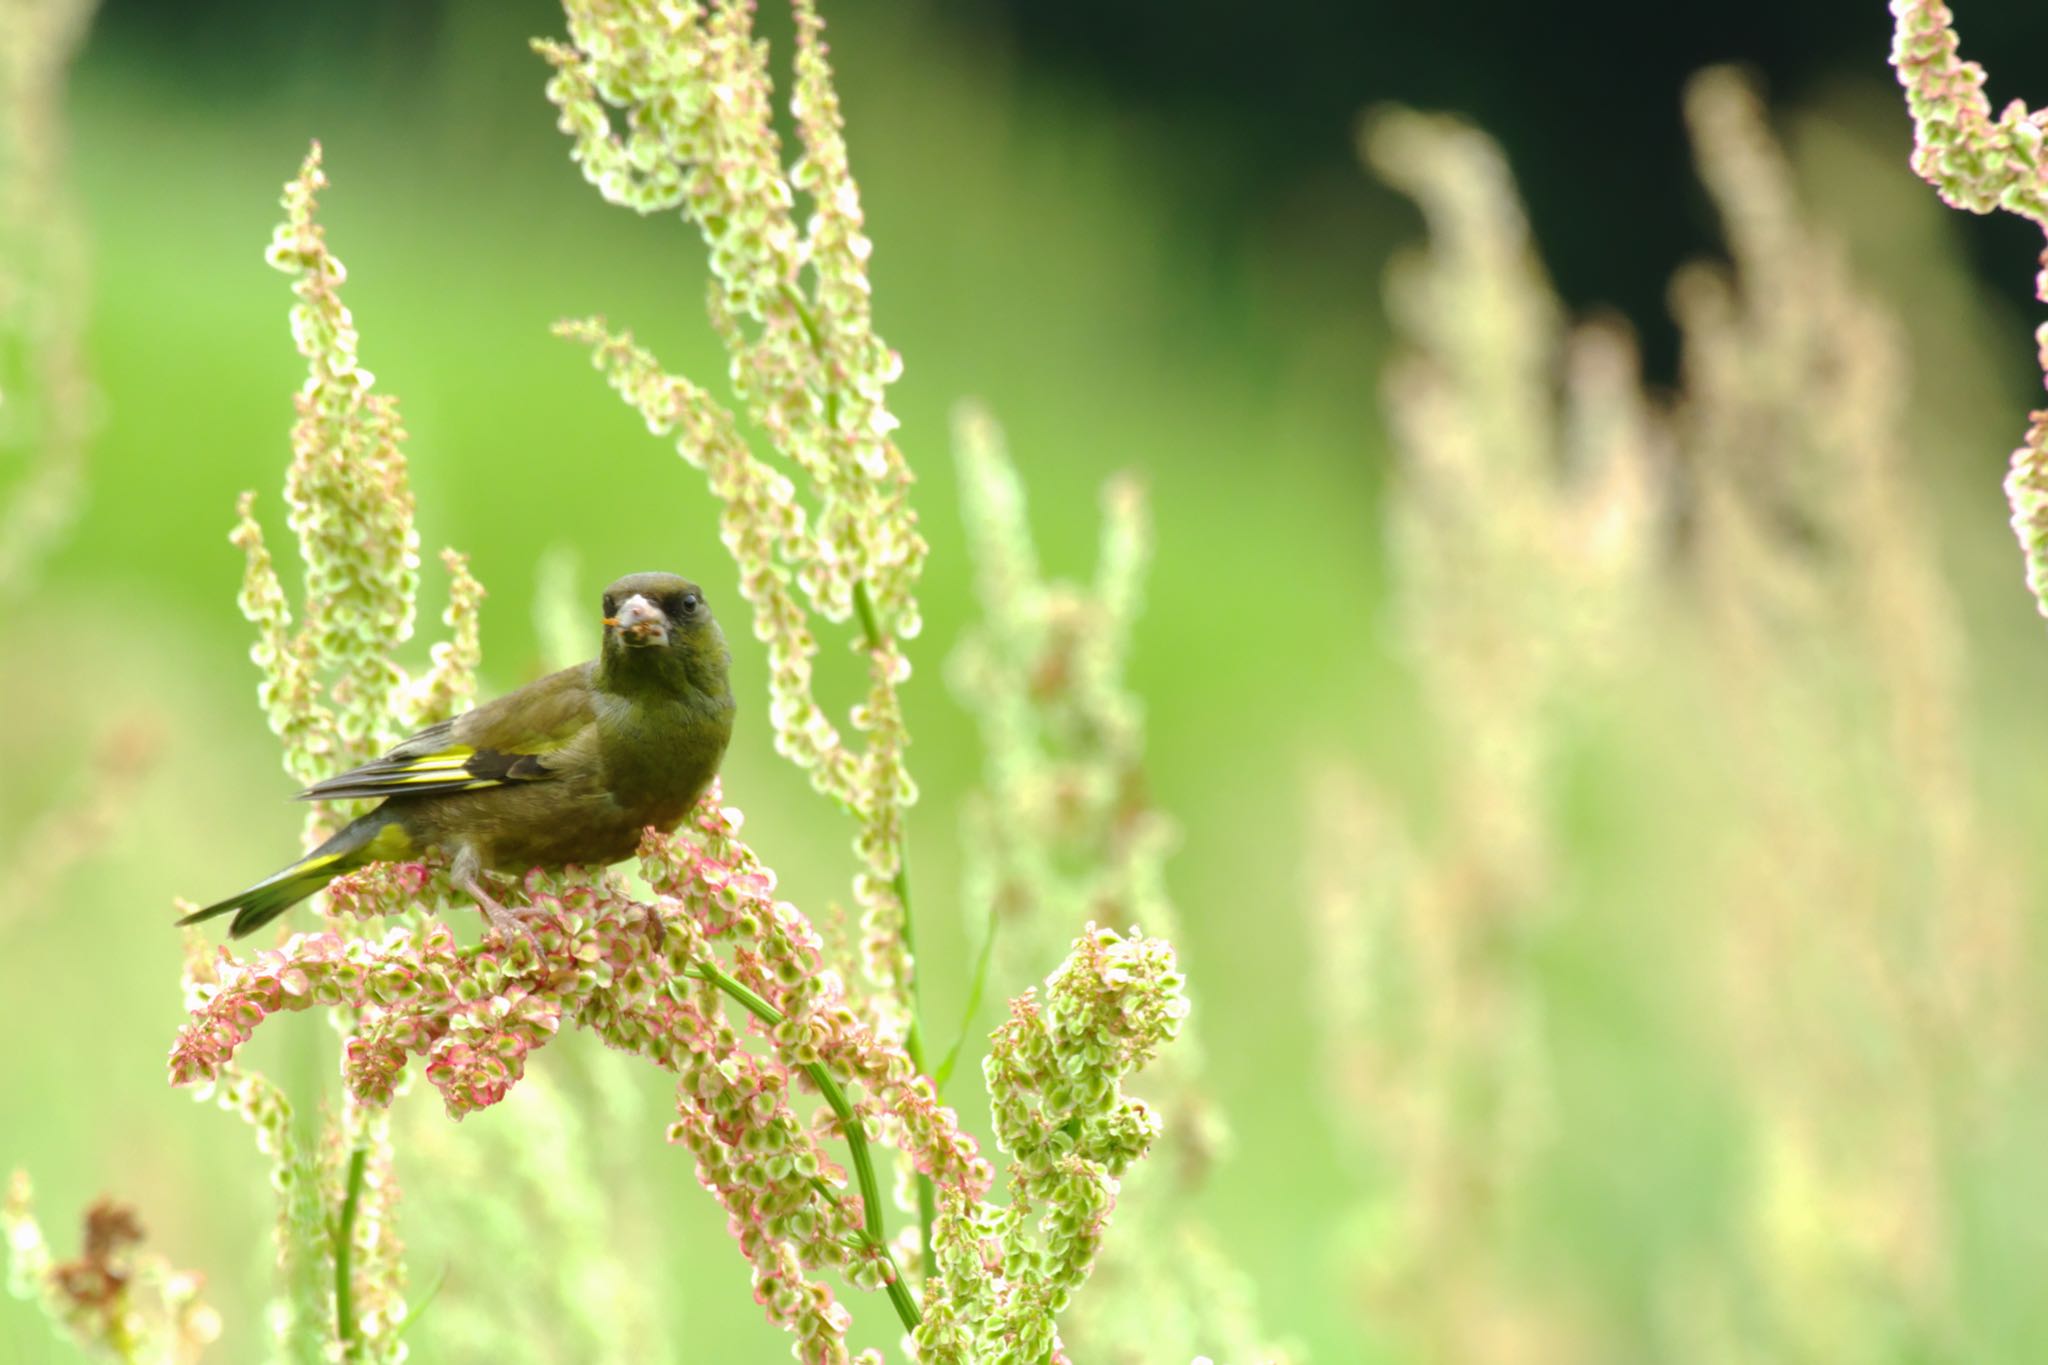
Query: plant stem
xmin=934 ymin=892 xmax=1001 ymax=1090
xmin=781 ymin=286 xmax=939 ymax=1282
xmin=333 ymin=1144 xmax=368 ymax=1358
xmin=391 ymin=1264 xmax=448 ymax=1344
xmin=675 ymin=964 xmax=923 ymax=1334
xmin=851 ymin=578 xmax=939 ymax=1277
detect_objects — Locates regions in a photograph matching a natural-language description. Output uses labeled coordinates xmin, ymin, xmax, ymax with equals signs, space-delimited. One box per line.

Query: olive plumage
xmin=179 ymin=571 xmax=735 ymax=938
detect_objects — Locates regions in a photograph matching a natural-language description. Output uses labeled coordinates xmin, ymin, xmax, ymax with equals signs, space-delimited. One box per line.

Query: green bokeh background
xmin=6 ymin=3 xmax=2048 ymax=1362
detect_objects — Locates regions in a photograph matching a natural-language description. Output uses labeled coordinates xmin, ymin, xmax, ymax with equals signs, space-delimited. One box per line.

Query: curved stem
xmin=333 ymin=1144 xmax=368 ymax=1358
xmin=676 ymin=964 xmax=922 ymax=1333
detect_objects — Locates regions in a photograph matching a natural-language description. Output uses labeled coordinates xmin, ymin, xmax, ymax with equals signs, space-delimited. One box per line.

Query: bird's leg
xmin=450 ymin=843 xmax=525 ymax=940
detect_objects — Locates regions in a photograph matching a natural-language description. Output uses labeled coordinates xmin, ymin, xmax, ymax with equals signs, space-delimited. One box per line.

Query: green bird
xmin=180 ymin=571 xmax=735 ymax=938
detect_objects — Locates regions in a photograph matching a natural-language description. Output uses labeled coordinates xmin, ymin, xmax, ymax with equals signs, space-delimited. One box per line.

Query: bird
xmin=179 ymin=571 xmax=735 ymax=939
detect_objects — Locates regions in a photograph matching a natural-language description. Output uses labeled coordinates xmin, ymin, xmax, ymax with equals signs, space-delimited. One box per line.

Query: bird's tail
xmin=177 ymin=810 xmax=397 ymax=939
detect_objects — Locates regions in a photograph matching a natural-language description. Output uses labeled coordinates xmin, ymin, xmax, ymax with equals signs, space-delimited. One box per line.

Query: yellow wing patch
xmin=295 ymin=737 xmax=558 ymax=804
xmin=391 ymin=747 xmax=476 ymax=772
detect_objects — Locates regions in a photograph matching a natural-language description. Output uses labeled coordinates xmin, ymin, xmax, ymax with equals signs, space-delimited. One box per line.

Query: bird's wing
xmin=295 ymin=664 xmax=598 ymax=803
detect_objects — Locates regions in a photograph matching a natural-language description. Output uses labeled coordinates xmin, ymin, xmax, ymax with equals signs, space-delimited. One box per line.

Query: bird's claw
xmin=483 ymin=903 xmax=534 ymax=944
xmin=457 ymin=874 xmax=538 ymax=947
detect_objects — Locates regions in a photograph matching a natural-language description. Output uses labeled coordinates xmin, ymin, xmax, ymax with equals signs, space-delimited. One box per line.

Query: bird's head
xmin=600 ymin=571 xmax=729 ymax=692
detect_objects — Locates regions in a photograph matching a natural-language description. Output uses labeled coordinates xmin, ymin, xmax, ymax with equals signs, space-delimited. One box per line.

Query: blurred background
xmin=7 ymin=0 xmax=2048 ymax=1360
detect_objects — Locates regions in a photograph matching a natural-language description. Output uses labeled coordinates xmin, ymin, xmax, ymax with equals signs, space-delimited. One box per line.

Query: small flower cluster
xmin=1891 ymin=0 xmax=2048 ymax=618
xmin=172 ymin=877 xmax=665 ymax=1114
xmin=234 ymin=143 xmax=482 ymax=793
xmin=537 ymin=0 xmax=920 ymax=628
xmin=661 ymin=982 xmax=872 ymax=1363
xmin=4 ymin=1172 xmax=220 ymax=1363
xmin=404 ymin=547 xmax=487 ymax=728
xmin=172 ymin=787 xmax=994 ymax=1363
xmin=553 ymin=325 xmax=849 ymax=809
xmin=540 ymin=0 xmax=925 ymax=1032
xmin=915 ymin=925 xmax=1188 ymax=1365
xmin=0 ymin=0 xmax=96 ymax=600
xmin=252 ymin=142 xmax=416 ymax=774
xmin=644 ymin=793 xmax=992 ymax=1200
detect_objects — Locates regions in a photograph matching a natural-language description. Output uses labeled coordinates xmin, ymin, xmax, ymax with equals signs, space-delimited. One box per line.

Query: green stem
xmin=778 ymin=296 xmax=927 ymax=1084
xmin=391 ymin=1264 xmax=448 ymax=1344
xmin=782 ymin=284 xmax=939 ymax=1281
xmin=781 ymin=282 xmax=825 ymax=353
xmin=333 ymin=1144 xmax=368 ymax=1358
xmin=674 ymin=964 xmax=922 ymax=1334
xmin=851 ymin=583 xmax=923 ymax=1054
xmin=934 ymin=890 xmax=1001 ymax=1090
xmin=852 ymin=578 xmax=939 ymax=1277
xmin=804 ymin=1176 xmax=924 ymax=1332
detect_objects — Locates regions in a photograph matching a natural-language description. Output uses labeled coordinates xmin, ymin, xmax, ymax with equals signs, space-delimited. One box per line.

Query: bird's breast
xmin=596 ymin=690 xmax=733 ymax=825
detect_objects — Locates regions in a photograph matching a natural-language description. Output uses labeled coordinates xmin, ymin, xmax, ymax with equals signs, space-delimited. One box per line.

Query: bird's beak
xmin=606 ymin=594 xmax=669 ymax=647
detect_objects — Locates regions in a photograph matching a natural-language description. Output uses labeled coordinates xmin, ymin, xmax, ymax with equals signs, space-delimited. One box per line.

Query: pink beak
xmin=607 ymin=594 xmax=668 ymax=647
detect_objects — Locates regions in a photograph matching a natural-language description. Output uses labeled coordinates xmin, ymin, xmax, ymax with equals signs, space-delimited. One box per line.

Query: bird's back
xmin=396 ymin=661 xmax=732 ymax=872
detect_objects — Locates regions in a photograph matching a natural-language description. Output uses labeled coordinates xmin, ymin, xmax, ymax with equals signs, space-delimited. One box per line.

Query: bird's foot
xmin=456 ymin=872 xmax=535 ymax=945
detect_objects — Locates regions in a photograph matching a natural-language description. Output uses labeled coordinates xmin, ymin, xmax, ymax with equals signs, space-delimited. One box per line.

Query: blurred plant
xmin=1328 ymin=59 xmax=2025 ymax=1365
xmin=401 ymin=1066 xmax=668 ymax=1365
xmin=945 ymin=405 xmax=1173 ymax=1000
xmin=0 ymin=33 xmax=185 ymax=1186
xmin=0 ymin=0 xmax=160 ymax=945
xmin=1890 ymin=0 xmax=2048 ymax=618
xmin=531 ymin=545 xmax=587 ymax=680
xmin=0 ymin=716 xmax=159 ymax=922
xmin=945 ymin=403 xmax=1281 ymax=1364
xmin=1365 ymin=104 xmax=1663 ymax=891
xmin=5 ymin=1173 xmax=220 ymax=1364
xmin=0 ymin=0 xmax=96 ymax=601
xmin=1672 ymin=66 xmax=2016 ymax=1361
xmin=1317 ymin=99 xmax=1665 ymax=1364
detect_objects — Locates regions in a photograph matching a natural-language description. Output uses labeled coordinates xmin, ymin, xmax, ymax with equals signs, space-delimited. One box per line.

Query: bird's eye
xmin=602 ymin=596 xmax=617 ymax=618
xmin=677 ymin=593 xmax=699 ymax=616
